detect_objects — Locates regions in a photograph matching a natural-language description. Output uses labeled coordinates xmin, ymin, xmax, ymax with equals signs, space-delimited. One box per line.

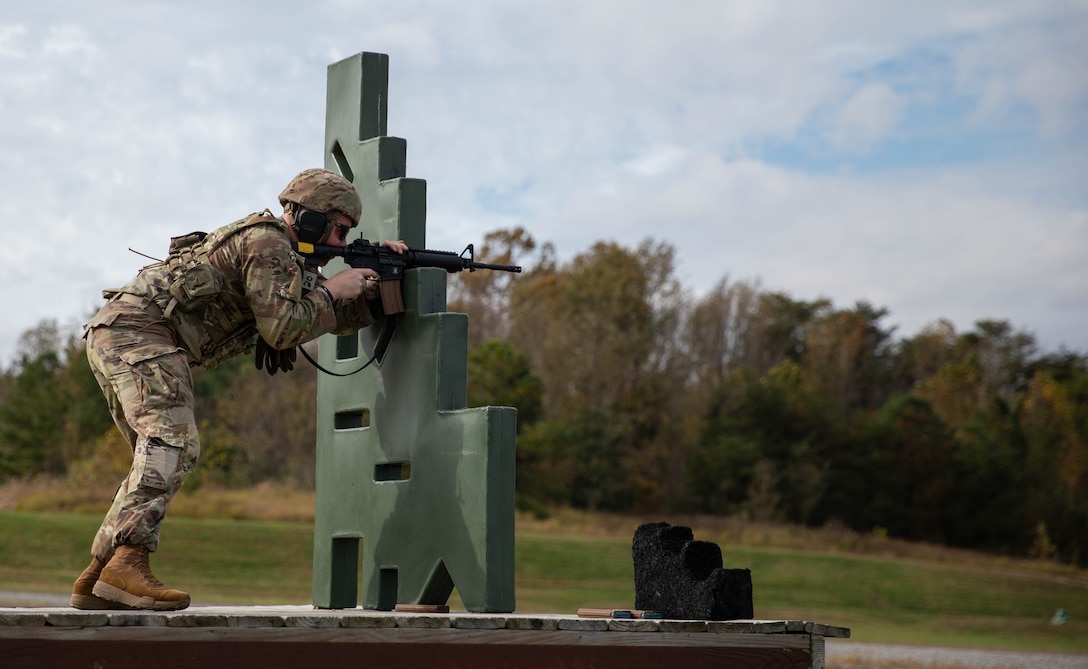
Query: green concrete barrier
xmin=312 ymin=52 xmax=516 ymax=613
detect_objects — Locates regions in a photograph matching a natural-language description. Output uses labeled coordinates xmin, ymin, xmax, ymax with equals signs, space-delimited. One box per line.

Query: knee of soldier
xmin=135 ymin=432 xmax=201 ymax=493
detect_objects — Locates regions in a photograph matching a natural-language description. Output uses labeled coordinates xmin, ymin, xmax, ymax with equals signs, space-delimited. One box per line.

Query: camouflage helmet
xmin=278 ymin=168 xmax=362 ymax=225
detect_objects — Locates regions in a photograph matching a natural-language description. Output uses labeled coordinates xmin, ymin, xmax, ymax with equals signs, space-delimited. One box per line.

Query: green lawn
xmin=1 ymin=510 xmax=1085 ymax=655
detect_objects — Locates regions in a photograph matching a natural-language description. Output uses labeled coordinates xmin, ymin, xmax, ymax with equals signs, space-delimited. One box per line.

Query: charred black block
xmin=632 ymin=521 xmax=753 ymax=620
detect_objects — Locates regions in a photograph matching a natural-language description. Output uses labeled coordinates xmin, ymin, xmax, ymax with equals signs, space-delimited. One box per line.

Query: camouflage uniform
xmin=85 ymin=211 xmax=379 ymax=561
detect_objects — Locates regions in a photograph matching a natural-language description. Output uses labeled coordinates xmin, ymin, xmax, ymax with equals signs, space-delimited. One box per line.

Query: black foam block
xmin=632 ymin=521 xmax=753 ymax=620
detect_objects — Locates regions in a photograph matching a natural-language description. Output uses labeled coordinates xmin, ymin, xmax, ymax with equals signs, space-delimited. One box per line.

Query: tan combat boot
xmin=70 ymin=556 xmax=132 ymax=610
xmin=92 ymin=545 xmax=191 ymax=611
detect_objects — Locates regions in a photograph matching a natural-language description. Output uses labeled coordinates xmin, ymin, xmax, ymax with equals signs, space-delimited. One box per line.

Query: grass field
xmin=1 ymin=495 xmax=1085 ymax=656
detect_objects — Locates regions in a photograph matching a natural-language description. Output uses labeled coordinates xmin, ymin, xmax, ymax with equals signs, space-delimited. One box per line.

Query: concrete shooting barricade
xmin=311 ymin=50 xmax=517 ymax=615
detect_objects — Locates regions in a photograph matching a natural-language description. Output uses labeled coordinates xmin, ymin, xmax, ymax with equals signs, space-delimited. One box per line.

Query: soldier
xmin=70 ymin=169 xmax=406 ymax=611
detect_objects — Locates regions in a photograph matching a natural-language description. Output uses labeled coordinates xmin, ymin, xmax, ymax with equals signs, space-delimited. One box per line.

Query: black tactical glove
xmin=254 ymin=338 xmax=297 ymax=376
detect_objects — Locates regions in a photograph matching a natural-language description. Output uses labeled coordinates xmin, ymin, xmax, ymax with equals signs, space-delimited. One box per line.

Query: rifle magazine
xmin=380 ymin=279 xmax=405 ymax=315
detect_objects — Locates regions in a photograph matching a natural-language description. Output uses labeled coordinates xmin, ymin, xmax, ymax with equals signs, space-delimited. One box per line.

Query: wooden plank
xmin=577 ymin=608 xmax=662 ymax=619
xmin=608 ymin=619 xmax=661 ymax=633
xmin=0 ymin=606 xmax=846 ymax=669
xmin=0 ymin=607 xmax=849 ymax=637
xmin=505 ymin=616 xmax=558 ymax=631
xmin=0 ymin=625 xmax=813 ymax=649
xmin=0 ymin=613 xmax=44 ymax=627
xmin=810 ymin=634 xmax=826 ymax=669
xmin=395 ymin=604 xmax=450 ymax=614
xmin=451 ymin=615 xmax=506 ymax=630
xmin=0 ymin=637 xmax=814 ymax=669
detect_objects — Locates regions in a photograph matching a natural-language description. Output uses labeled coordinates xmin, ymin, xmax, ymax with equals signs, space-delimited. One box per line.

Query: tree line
xmin=1 ymin=227 xmax=1085 ymax=566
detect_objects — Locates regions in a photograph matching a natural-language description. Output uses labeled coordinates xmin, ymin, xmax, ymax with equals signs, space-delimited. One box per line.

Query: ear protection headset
xmin=292 ymin=207 xmax=335 ymax=244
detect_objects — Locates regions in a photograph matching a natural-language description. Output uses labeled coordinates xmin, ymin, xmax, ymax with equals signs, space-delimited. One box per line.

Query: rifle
xmin=293 ymin=239 xmax=522 ymax=314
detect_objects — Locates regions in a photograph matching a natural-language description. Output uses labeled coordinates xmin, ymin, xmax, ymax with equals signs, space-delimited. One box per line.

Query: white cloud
xmin=953 ymin=6 xmax=1088 ymax=136
xmin=1016 ymin=55 xmax=1086 ymax=136
xmin=0 ymin=24 xmax=28 ymax=59
xmin=0 ymin=0 xmax=1086 ymax=366
xmin=622 ymin=145 xmax=689 ymax=178
xmin=41 ymin=23 xmax=97 ymax=57
xmin=520 ymin=148 xmax=1087 ymax=349
xmin=829 ymin=83 xmax=905 ymax=153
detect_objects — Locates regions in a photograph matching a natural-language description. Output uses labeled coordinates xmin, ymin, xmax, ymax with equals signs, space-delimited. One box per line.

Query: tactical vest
xmin=119 ymin=211 xmax=290 ymax=369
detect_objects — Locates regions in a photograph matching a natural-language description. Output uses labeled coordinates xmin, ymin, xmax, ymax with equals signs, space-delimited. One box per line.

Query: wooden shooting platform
xmin=0 ymin=606 xmax=848 ymax=669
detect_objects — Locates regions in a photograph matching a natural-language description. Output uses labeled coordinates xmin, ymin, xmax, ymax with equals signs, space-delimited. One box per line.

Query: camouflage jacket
xmin=90 ymin=211 xmax=380 ymax=369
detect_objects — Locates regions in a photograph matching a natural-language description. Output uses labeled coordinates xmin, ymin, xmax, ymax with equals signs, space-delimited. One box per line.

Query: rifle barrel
xmin=470 ymin=261 xmax=522 ymax=273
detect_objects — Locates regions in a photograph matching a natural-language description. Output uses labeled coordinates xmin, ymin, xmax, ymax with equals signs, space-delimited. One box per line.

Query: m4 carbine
xmin=293 ymin=239 xmax=522 ymax=314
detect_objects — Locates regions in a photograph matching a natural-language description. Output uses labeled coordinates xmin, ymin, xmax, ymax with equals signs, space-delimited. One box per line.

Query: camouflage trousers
xmin=85 ymin=302 xmax=200 ymax=561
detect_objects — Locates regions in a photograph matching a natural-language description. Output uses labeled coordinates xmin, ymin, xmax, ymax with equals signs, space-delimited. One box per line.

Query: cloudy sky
xmin=1 ymin=1 xmax=1085 ymax=366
